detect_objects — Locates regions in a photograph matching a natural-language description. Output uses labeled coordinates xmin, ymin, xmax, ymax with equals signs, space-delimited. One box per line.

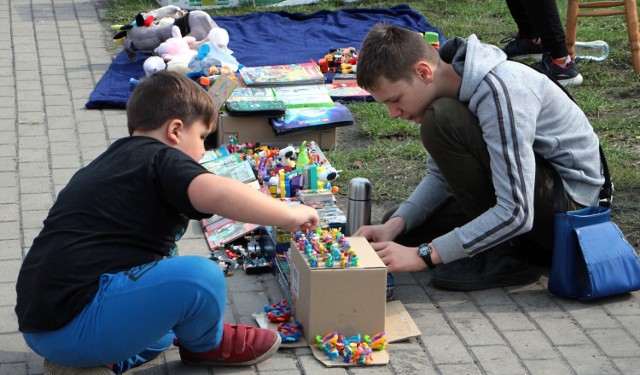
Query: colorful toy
xmin=264 ymin=299 xmax=288 ymax=312
xmin=315 ymin=331 xmax=383 ymax=365
xmin=277 ymin=321 xmax=303 ymax=342
xmin=364 ymin=331 xmax=388 ymax=350
xmin=266 ymin=306 xmax=292 ymax=323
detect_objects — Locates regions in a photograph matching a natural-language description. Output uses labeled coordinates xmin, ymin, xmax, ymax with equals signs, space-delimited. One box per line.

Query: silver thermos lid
xmin=345 ymin=178 xmax=372 ymax=236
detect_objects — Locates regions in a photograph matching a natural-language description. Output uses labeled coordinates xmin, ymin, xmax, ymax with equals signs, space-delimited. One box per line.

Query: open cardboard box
xmin=287 ymin=236 xmax=421 ymax=366
xmin=214 ymin=112 xmax=337 ymax=150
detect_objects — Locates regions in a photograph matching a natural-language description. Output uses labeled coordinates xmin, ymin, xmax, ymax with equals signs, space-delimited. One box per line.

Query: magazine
xmin=239 ymin=62 xmax=326 ymax=86
xmin=269 ymin=102 xmax=354 ymax=135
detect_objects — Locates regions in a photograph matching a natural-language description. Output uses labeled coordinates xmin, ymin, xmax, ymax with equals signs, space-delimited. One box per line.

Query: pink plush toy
xmin=154 ymin=26 xmax=196 ymax=61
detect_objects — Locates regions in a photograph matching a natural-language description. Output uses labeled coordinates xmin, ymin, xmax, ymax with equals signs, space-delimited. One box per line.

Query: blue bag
xmin=548 ymin=205 xmax=640 ymax=301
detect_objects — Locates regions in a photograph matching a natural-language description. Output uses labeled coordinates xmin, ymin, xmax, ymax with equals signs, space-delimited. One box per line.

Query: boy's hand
xmin=370 ymin=241 xmax=427 ymax=272
xmin=353 ymin=217 xmax=405 ymax=242
xmin=281 ymin=205 xmax=319 ymax=233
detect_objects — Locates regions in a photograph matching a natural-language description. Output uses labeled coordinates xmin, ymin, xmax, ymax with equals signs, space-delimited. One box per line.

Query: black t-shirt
xmin=15 ymin=137 xmax=212 ymax=332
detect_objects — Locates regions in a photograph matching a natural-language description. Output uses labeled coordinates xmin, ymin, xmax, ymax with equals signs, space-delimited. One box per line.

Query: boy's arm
xmin=391 ymin=156 xmax=452 ymax=232
xmin=187 ymin=172 xmax=319 ymax=233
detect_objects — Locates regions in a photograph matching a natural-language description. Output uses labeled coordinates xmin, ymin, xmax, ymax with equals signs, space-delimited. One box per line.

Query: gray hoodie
xmin=393 ymin=35 xmax=604 ymax=264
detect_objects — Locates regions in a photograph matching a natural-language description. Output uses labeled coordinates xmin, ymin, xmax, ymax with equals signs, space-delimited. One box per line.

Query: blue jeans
xmin=23 ymin=256 xmax=227 ymax=373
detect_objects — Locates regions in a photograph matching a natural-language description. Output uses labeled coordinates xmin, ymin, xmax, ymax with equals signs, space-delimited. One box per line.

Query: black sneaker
xmin=430 ymin=241 xmax=541 ymax=291
xmin=532 ymin=53 xmax=583 ymax=87
xmin=501 ymin=35 xmax=545 ymax=60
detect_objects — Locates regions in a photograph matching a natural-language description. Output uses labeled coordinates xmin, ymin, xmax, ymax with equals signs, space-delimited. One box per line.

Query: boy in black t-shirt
xmin=15 ymin=71 xmax=319 ymax=374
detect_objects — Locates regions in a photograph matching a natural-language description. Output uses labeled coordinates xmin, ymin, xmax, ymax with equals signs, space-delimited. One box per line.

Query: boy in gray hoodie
xmin=353 ymin=24 xmax=604 ymax=291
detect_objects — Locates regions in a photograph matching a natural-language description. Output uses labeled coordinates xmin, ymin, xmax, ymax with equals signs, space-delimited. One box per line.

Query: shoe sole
xmin=430 ymin=267 xmax=541 ymax=292
xmin=558 ymin=73 xmax=584 ymax=87
xmin=182 ymin=333 xmax=282 ymax=367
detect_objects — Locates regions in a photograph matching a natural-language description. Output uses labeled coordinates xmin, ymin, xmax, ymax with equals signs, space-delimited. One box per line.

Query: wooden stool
xmin=565 ymin=0 xmax=640 ymax=74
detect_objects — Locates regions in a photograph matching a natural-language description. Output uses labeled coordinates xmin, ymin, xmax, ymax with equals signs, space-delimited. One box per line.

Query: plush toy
xmin=154 ymin=26 xmax=196 ymax=61
xmin=142 ymin=56 xmax=166 ymax=77
xmin=114 ymin=10 xmax=218 ymax=61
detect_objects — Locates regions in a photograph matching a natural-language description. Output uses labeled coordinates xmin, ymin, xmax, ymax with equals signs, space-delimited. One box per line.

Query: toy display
xmin=205 ymin=140 xmax=338 ymax=198
xmin=293 ymin=228 xmax=358 ymax=268
xmin=314 ymin=331 xmax=387 ymax=365
xmin=317 ymin=47 xmax=358 ymax=74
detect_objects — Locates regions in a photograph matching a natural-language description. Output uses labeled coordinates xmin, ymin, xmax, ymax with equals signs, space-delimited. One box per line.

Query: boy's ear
xmin=415 ymin=60 xmax=435 ymax=84
xmin=166 ymin=119 xmax=184 ymax=145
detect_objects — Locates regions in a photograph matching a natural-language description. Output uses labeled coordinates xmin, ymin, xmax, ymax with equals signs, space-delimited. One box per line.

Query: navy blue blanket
xmin=86 ymin=4 xmax=444 ymax=109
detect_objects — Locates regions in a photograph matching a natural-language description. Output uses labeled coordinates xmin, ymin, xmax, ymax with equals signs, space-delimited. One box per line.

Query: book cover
xmin=272 ymin=85 xmax=334 ymax=109
xmin=200 ymin=153 xmax=242 ymax=174
xmin=214 ymin=160 xmax=257 ymax=183
xmin=269 ymin=102 xmax=354 ymax=135
xmin=325 ymin=84 xmax=372 ymax=101
xmin=239 ymin=62 xmax=326 ymax=86
xmin=207 ymin=74 xmax=238 ymax=112
xmin=205 ymin=221 xmax=261 ymax=250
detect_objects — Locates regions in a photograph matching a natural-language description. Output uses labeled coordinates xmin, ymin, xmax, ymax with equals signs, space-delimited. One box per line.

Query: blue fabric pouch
xmin=548 ymin=205 xmax=640 ymax=301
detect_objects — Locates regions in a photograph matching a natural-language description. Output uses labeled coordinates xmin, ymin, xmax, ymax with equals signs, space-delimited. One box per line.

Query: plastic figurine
xmin=264 ymin=299 xmax=288 ymax=312
xmin=364 ymin=332 xmax=387 ymax=350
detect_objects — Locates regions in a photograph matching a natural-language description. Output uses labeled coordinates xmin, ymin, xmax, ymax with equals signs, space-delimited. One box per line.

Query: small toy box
xmin=289 ymin=236 xmax=387 ymax=343
xmin=214 ymin=112 xmax=337 ymax=150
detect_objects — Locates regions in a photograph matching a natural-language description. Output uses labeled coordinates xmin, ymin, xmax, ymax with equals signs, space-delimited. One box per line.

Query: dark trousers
xmin=387 ymin=98 xmax=582 ymax=265
xmin=506 ymin=0 xmax=569 ymax=59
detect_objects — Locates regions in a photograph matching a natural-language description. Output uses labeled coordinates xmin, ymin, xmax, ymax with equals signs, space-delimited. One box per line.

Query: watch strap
xmin=418 ymin=243 xmax=436 ymax=270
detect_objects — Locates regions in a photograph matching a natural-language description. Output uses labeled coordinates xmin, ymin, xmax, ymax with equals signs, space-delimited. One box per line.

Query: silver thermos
xmin=346 ymin=178 xmax=372 ymax=236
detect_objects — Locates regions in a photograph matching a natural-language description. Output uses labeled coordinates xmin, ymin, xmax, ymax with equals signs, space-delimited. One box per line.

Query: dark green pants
xmin=387 ymin=98 xmax=582 ymax=265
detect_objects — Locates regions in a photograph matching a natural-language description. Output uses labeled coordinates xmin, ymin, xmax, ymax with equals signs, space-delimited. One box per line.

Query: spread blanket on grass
xmin=85 ymin=4 xmax=444 ymax=110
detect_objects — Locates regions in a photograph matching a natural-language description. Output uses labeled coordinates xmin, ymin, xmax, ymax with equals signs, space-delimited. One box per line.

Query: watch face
xmin=418 ymin=243 xmax=431 ymax=257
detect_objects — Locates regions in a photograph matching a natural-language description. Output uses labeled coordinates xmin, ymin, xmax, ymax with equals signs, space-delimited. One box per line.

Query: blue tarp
xmin=85 ymin=4 xmax=443 ymax=109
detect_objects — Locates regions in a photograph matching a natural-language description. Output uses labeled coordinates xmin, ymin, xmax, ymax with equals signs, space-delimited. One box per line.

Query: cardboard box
xmin=214 ymin=112 xmax=337 ymax=150
xmin=289 ymin=236 xmax=387 ymax=343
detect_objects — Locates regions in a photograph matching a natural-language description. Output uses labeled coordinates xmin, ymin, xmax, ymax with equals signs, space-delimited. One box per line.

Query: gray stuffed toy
xmin=114 ymin=10 xmax=217 ymax=61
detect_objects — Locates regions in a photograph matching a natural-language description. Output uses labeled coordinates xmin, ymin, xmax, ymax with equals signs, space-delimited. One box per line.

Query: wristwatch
xmin=417 ymin=243 xmax=436 ymax=270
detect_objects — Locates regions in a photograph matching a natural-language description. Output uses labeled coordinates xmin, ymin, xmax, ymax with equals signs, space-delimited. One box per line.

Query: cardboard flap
xmin=385 ymin=300 xmax=421 ymax=343
xmin=255 ymin=299 xmax=420 ymax=367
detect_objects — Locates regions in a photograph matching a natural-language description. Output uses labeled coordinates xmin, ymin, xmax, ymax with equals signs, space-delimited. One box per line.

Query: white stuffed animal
xmin=142 ymin=56 xmax=166 ymax=77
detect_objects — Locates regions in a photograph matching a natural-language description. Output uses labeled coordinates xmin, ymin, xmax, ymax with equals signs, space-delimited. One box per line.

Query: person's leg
xmin=413 ymin=98 xmax=547 ymax=290
xmin=518 ymin=0 xmax=568 ymax=58
xmin=505 ymin=0 xmax=538 ymax=39
xmin=24 ymin=256 xmax=227 ymax=370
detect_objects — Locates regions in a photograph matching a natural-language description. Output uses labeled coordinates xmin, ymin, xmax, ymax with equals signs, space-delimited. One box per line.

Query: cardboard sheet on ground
xmin=253 ymin=300 xmax=421 ymax=365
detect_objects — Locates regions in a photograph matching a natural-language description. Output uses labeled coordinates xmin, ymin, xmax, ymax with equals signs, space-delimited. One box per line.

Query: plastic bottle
xmin=345 ymin=177 xmax=372 ymax=236
xmin=574 ymin=40 xmax=610 ymax=62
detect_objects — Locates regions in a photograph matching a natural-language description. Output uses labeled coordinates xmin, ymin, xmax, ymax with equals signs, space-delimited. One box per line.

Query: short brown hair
xmin=357 ymin=23 xmax=439 ymax=91
xmin=126 ymin=71 xmax=218 ymax=135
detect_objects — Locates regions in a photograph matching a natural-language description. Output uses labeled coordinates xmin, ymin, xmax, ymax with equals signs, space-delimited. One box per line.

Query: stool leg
xmin=624 ymin=0 xmax=640 ymax=74
xmin=565 ymin=0 xmax=581 ymax=58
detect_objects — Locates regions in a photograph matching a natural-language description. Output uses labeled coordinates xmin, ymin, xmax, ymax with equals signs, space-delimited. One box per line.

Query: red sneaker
xmin=176 ymin=323 xmax=281 ymax=366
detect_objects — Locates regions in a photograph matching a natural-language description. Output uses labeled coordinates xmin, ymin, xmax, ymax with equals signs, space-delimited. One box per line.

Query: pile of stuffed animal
xmin=112 ymin=5 xmax=239 ymax=86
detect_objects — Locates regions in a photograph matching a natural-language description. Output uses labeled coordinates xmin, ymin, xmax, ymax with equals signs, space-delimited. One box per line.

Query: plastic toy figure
xmin=364 ymin=332 xmax=387 ymax=350
xmin=264 ymin=299 xmax=288 ymax=312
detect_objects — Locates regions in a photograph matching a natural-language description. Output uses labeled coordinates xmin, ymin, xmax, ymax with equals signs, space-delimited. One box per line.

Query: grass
xmin=103 ymin=0 xmax=640 ymax=248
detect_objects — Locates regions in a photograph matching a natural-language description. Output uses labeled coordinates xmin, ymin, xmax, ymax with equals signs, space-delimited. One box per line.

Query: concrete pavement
xmin=1 ymin=0 xmax=639 ymax=374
